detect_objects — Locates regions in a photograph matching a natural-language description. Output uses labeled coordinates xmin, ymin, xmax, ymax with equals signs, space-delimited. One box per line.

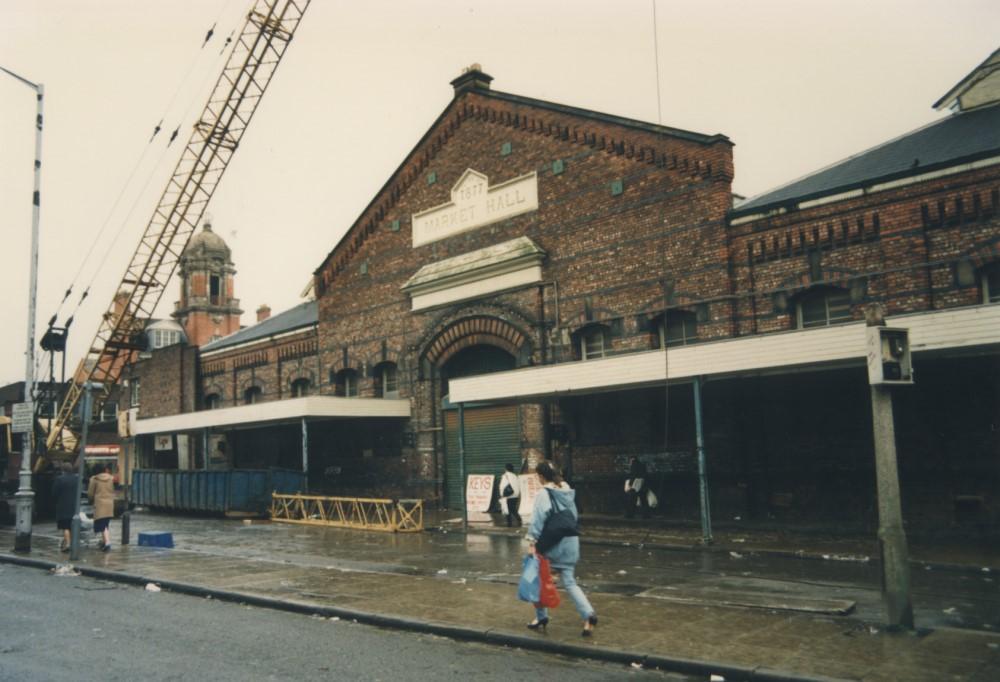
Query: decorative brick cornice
xmin=746 ymin=213 xmax=881 ymax=264
xmin=278 ymin=338 xmax=318 ymax=362
xmin=202 ymin=360 xmax=226 ymax=376
xmin=233 ymin=351 xmax=268 ymax=370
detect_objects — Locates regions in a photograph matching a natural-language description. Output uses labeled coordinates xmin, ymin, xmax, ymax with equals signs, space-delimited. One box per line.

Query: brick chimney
xmin=256 ymin=304 xmax=271 ymax=323
xmin=451 ymin=63 xmax=492 ymax=96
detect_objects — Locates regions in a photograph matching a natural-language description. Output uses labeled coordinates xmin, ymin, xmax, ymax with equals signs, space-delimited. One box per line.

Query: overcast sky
xmin=1 ymin=0 xmax=998 ymax=388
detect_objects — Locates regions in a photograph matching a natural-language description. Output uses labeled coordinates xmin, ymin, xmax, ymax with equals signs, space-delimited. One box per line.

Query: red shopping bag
xmin=534 ymin=555 xmax=561 ymax=609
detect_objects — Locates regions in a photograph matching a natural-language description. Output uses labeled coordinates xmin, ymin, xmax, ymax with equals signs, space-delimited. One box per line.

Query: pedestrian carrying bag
xmin=502 ymin=483 xmax=514 ymax=497
xmin=534 ymin=555 xmax=561 ymax=609
xmin=517 ymin=554 xmax=541 ymax=602
xmin=535 ymin=489 xmax=580 ymax=555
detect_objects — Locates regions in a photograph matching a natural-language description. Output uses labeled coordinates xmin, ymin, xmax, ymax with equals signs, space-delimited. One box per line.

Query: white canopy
xmin=132 ymin=396 xmax=410 ymax=435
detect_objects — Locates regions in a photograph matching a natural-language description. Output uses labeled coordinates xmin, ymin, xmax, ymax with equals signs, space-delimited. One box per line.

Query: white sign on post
xmin=465 ymin=474 xmax=495 ymax=513
xmin=11 ymin=402 xmax=33 ymax=434
xmin=518 ymin=473 xmax=544 ymax=520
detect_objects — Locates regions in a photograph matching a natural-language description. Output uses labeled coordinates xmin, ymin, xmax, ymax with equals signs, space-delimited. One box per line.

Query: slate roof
xmin=732 ymin=102 xmax=1000 ymax=216
xmin=201 ymin=300 xmax=317 ymax=353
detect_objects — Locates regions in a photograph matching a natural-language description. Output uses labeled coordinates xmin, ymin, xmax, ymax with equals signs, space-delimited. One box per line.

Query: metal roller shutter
xmin=444 ymin=404 xmax=519 ymax=510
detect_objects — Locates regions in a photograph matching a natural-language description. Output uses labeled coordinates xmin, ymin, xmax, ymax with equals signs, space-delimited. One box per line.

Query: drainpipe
xmin=458 ymin=402 xmax=467 ymax=531
xmin=301 ymin=418 xmax=309 ymax=492
xmin=693 ymin=376 xmax=713 ymax=544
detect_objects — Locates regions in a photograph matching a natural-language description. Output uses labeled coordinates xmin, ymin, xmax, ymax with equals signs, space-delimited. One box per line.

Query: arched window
xmin=982 ymin=264 xmax=1000 ymax=304
xmin=243 ymin=386 xmax=262 ymax=405
xmin=375 ymin=363 xmax=399 ymax=399
xmin=290 ymin=378 xmax=311 ymax=398
xmin=578 ymin=326 xmax=607 ymax=361
xmin=795 ymin=287 xmax=852 ymax=329
xmin=659 ymin=311 xmax=698 ymax=348
xmin=205 ymin=394 xmax=221 ymax=410
xmin=334 ymin=369 xmax=359 ymax=398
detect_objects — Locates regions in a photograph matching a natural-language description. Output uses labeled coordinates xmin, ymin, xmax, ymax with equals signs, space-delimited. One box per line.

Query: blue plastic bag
xmin=517 ymin=554 xmax=540 ymax=603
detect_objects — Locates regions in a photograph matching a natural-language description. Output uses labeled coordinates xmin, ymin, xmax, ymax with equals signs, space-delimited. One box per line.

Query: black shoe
xmin=527 ymin=617 xmax=549 ymax=632
xmin=102 ymin=543 xmax=111 ymax=552
xmin=581 ymin=614 xmax=598 ymax=637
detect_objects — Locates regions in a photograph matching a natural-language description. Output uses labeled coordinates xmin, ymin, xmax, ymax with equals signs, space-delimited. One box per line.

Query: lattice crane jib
xmin=46 ymin=0 xmax=311 ymax=452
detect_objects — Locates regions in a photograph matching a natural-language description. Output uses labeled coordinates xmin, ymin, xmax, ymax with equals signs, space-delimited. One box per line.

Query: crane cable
xmin=49 ymin=0 xmax=242 ymax=331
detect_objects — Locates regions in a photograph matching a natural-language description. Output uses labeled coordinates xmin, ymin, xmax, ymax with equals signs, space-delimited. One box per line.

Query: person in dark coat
xmin=624 ymin=456 xmax=650 ymax=519
xmin=51 ymin=461 xmax=79 ymax=552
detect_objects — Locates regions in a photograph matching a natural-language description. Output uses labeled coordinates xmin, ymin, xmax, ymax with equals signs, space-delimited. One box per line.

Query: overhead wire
xmin=50 ymin=0 xmax=242 ymax=330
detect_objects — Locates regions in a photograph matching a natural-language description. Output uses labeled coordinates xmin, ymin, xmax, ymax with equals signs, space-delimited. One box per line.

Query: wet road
xmin=101 ymin=512 xmax=1000 ymax=633
xmin=0 ymin=563 xmax=694 ymax=682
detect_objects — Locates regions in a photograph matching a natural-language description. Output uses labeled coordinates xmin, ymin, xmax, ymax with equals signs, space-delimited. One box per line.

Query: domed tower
xmin=172 ymin=219 xmax=243 ymax=346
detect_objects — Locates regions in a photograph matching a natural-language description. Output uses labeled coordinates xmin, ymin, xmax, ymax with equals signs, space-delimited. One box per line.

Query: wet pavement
xmin=2 ymin=510 xmax=999 ymax=682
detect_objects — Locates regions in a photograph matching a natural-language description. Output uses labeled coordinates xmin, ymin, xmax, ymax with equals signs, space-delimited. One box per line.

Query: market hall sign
xmin=412 ymin=169 xmax=538 ymax=247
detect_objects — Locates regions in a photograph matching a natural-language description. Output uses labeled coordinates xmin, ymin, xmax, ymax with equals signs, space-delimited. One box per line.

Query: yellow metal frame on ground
xmin=270 ymin=493 xmax=423 ymax=532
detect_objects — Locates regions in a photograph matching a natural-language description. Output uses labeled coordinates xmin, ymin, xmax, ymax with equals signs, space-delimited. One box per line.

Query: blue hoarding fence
xmin=132 ymin=469 xmax=306 ymax=515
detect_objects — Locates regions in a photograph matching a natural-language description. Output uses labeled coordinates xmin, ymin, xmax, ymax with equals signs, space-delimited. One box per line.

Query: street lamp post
xmin=2 ymin=65 xmax=45 ymax=554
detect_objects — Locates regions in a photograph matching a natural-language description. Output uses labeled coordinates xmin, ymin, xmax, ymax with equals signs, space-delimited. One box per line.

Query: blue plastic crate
xmin=138 ymin=531 xmax=174 ymax=548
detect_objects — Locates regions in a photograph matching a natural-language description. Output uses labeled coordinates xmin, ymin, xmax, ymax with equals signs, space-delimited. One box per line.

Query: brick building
xmin=129 ymin=55 xmax=1000 ymax=532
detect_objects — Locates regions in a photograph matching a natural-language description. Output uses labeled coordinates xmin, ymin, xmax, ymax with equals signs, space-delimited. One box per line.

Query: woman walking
xmin=524 ymin=461 xmax=598 ymax=636
xmin=87 ymin=464 xmax=115 ymax=552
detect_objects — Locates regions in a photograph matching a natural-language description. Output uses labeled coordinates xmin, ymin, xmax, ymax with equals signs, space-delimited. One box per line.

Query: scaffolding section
xmin=270 ymin=493 xmax=425 ymax=533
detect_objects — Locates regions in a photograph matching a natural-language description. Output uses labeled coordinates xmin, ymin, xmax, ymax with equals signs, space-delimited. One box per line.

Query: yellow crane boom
xmin=46 ymin=0 xmax=311 ymax=452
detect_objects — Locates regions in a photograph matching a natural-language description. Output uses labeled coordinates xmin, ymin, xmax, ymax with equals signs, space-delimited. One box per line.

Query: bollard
xmin=121 ymin=511 xmax=130 ymax=545
xmin=69 ymin=516 xmax=81 ymax=561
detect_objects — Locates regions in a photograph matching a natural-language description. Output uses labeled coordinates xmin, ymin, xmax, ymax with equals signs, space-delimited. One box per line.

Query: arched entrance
xmin=441 ymin=345 xmax=519 ymax=509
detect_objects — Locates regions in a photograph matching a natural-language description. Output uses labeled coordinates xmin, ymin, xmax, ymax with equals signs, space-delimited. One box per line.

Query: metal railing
xmin=270 ymin=493 xmax=423 ymax=532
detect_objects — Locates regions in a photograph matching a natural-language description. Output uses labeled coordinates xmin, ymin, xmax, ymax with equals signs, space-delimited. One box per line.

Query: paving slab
xmin=2 ymin=514 xmax=998 ymax=682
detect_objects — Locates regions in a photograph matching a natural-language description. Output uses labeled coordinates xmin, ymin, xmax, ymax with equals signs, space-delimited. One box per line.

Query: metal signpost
xmin=70 ymin=384 xmax=96 ymax=561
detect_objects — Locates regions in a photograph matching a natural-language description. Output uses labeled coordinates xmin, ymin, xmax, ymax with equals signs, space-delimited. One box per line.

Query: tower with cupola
xmin=172 ymin=220 xmax=243 ymax=346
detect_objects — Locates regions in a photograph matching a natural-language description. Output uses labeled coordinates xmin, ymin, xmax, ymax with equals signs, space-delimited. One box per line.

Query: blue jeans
xmin=535 ymin=562 xmax=594 ymax=621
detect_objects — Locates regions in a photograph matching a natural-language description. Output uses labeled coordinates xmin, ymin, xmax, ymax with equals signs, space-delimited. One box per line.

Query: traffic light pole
xmin=865 ymin=306 xmax=914 ymax=629
xmin=869 ymin=384 xmax=914 ymax=629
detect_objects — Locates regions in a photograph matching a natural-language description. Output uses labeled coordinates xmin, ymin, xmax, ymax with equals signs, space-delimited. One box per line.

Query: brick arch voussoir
xmin=423 ymin=316 xmax=529 ymax=368
xmin=204 ymin=383 xmax=226 ymax=402
xmin=966 ymin=239 xmax=1000 ymax=269
xmin=287 ymin=369 xmax=316 ymax=388
xmin=237 ymin=375 xmax=266 ymax=398
xmin=779 ymin=267 xmax=859 ymax=296
xmin=435 ymin=333 xmax=520 ymax=369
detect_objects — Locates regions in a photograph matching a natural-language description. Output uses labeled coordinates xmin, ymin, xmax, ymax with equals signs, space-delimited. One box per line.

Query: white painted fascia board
xmin=867 ymin=155 xmax=1000 ymax=193
xmin=403 ymin=251 xmax=544 ymax=296
xmin=797 ymin=188 xmax=865 ymax=210
xmin=730 ymin=155 xmax=1000 ymax=225
xmin=133 ymin=396 xmax=410 ymax=435
xmin=410 ymin=265 xmax=542 ymax=311
xmin=449 ymin=305 xmax=1000 ymax=403
xmin=200 ymin=324 xmax=317 ymax=358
